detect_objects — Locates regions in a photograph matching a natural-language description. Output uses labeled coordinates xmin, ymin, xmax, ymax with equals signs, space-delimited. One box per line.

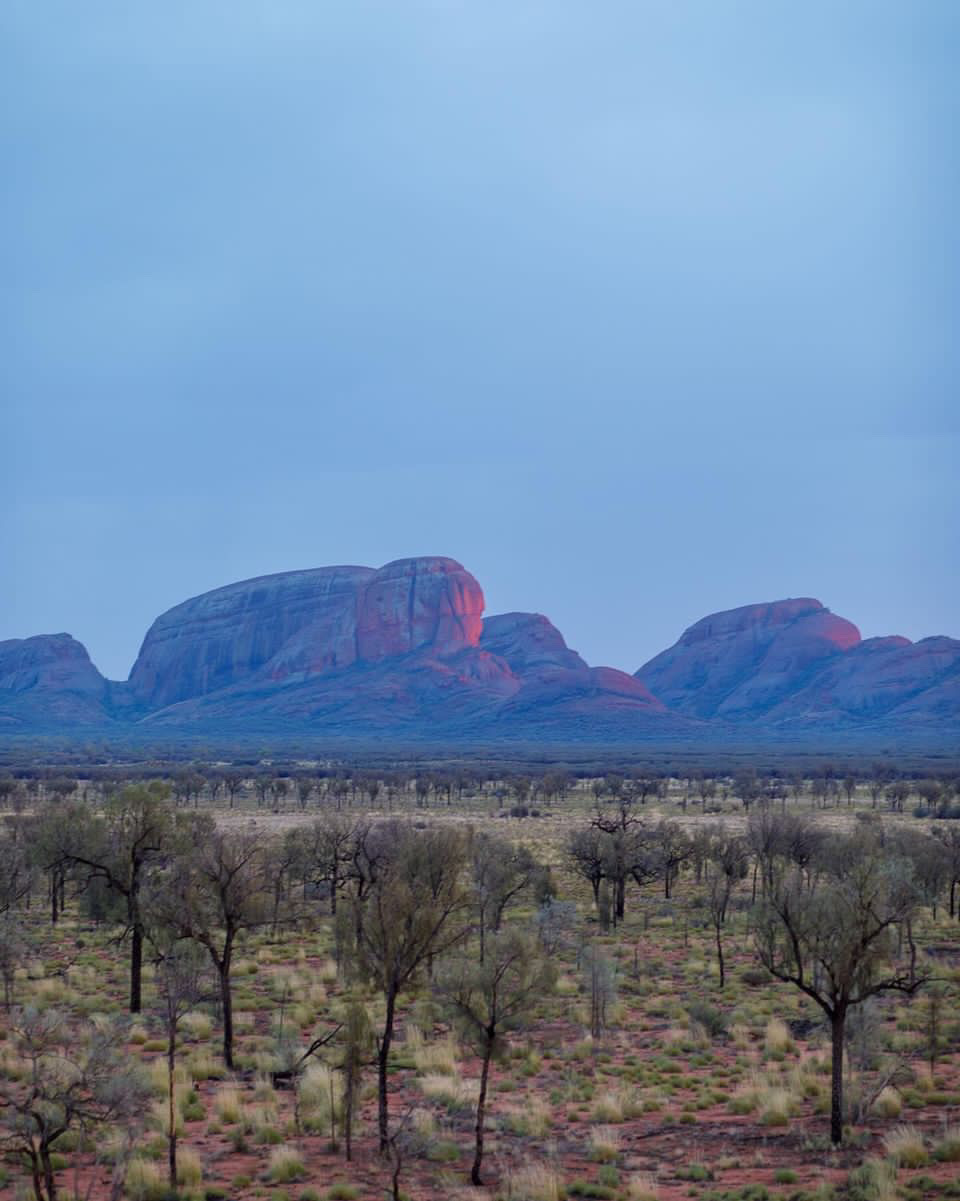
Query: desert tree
xmin=650 ymin=820 xmax=692 ymax=899
xmin=582 ymin=942 xmax=617 ymax=1039
xmin=568 ymin=826 xmax=608 ymax=912
xmin=299 ymin=811 xmax=366 ymax=917
xmin=705 ymin=830 xmax=749 ymax=988
xmin=52 ymin=782 xmax=178 ymax=1013
xmin=339 ymin=1000 xmax=373 ymax=1161
xmin=0 ymin=912 xmax=28 ymax=1009
xmin=152 ymin=939 xmax=207 ymax=1190
xmin=156 ymin=828 xmax=269 ymax=1068
xmin=0 ymin=819 xmax=35 ymax=913
xmin=351 ymin=824 xmax=469 ymax=1153
xmin=222 ymin=771 xmax=245 ymax=809
xmin=437 ymin=929 xmax=555 ymax=1185
xmin=469 ymin=831 xmax=538 ymax=960
xmin=0 ymin=1007 xmax=151 ymax=1201
xmin=932 ymin=823 xmax=960 ymax=918
xmin=754 ymin=830 xmax=925 ymax=1143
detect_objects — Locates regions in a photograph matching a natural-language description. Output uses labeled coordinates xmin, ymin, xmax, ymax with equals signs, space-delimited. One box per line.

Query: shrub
xmin=326 ymin=1186 xmax=360 ymax=1201
xmin=871 ymin=1087 xmax=902 ymax=1118
xmin=125 ymin=1159 xmax=176 ymax=1201
xmin=588 ymin=1125 xmax=620 ymax=1163
xmin=847 ymin=1157 xmax=898 ymax=1201
xmin=213 ymin=1086 xmax=243 ymax=1124
xmin=176 ymin=1146 xmax=203 ymax=1186
xmin=268 ymin=1145 xmax=306 ymax=1182
xmin=626 ymin=1173 xmax=659 ymax=1201
xmin=688 ymin=1001 xmax=727 ymax=1039
xmin=934 ymin=1126 xmax=960 ymax=1162
xmin=501 ymin=1162 xmax=563 ymax=1201
xmin=763 ymin=1018 xmax=794 ymax=1057
xmin=883 ymin=1125 xmax=928 ymax=1167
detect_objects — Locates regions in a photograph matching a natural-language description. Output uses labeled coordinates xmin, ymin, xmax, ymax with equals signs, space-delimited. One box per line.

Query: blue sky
xmin=3 ymin=1 xmax=957 ymax=681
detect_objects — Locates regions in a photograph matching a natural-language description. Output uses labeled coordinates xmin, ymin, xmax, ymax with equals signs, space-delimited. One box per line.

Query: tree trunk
xmin=377 ymin=986 xmax=397 ymax=1154
xmin=715 ymin=922 xmax=725 ymax=989
xmin=168 ymin=1035 xmax=177 ymax=1188
xmin=830 ymin=1009 xmax=846 ymax=1145
xmin=471 ymin=1040 xmax=493 ymax=1185
xmin=130 ymin=922 xmax=143 ymax=1014
xmin=42 ymin=1144 xmax=57 ymax=1201
xmin=218 ymin=935 xmax=235 ymax=1069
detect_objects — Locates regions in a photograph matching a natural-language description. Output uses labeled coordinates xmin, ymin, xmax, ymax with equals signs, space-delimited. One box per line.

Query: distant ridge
xmin=2 ymin=562 xmax=957 ymax=746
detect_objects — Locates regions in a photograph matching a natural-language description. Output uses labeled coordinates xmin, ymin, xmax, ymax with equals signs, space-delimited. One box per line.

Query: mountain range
xmin=1 ymin=556 xmax=957 ymax=746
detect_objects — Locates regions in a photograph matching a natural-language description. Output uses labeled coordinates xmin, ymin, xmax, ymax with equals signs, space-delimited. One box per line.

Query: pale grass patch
xmin=851 ymin=1157 xmax=898 ymax=1201
xmin=214 ymin=1085 xmax=244 ymax=1124
xmin=147 ymin=1059 xmax=189 ymax=1096
xmin=872 ymin=1086 xmax=902 ymax=1118
xmin=503 ymin=1095 xmax=552 ymax=1137
xmin=589 ymin=1124 xmax=621 ymax=1162
xmin=412 ymin=1107 xmax=437 ymax=1136
xmin=268 ymin=1144 xmax=306 ymax=1182
xmin=883 ymin=1125 xmax=928 ymax=1167
xmin=175 ymin=1146 xmax=203 ymax=1185
xmin=298 ymin=1061 xmax=342 ymax=1131
xmin=414 ymin=1034 xmax=459 ymax=1075
xmin=764 ymin=1017 xmax=794 ymax=1056
xmin=187 ymin=1051 xmax=225 ymax=1081
xmin=418 ymin=1073 xmax=480 ymax=1110
xmin=500 ymin=1161 xmax=563 ymax=1201
xmin=590 ymin=1089 xmax=624 ymax=1123
xmin=181 ymin=1010 xmax=213 ymax=1040
xmin=125 ymin=1158 xmax=167 ymax=1201
xmin=626 ymin=1172 xmax=660 ymax=1201
xmin=729 ymin=1023 xmax=751 ymax=1049
xmin=758 ymin=1085 xmax=792 ymax=1126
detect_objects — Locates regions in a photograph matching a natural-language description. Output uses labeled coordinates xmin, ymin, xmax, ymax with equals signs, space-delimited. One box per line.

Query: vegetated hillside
xmin=2 ymin=559 xmax=957 ymax=747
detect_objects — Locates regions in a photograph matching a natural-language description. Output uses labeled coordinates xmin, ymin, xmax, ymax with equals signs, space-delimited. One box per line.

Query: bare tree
xmin=351 ymin=825 xmax=469 ymax=1153
xmin=754 ymin=831 xmax=924 ymax=1143
xmin=157 ymin=829 xmax=269 ymax=1068
xmin=437 ymin=929 xmax=555 ymax=1185
xmin=153 ymin=941 xmax=206 ymax=1189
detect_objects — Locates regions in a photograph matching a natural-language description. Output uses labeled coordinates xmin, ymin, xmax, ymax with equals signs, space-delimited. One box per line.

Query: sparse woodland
xmin=0 ymin=766 xmax=958 ymax=1201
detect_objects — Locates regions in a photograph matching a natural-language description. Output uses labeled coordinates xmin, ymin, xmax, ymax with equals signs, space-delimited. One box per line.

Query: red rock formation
xmin=636 ymin=599 xmax=958 ymax=727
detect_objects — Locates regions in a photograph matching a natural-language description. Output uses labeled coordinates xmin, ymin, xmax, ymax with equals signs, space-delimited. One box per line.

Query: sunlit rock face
xmin=636 ymin=599 xmax=959 ymax=728
xmin=355 ymin=557 xmax=484 ymax=661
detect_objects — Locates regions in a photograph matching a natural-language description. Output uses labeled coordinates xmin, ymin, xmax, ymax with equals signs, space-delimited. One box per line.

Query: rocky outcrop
xmin=128 ymin=557 xmax=484 ymax=709
xmin=2 ymin=571 xmax=955 ymax=744
xmin=0 ymin=634 xmax=110 ymax=726
xmin=636 ymin=599 xmax=959 ymax=727
xmin=479 ymin=612 xmax=588 ymax=675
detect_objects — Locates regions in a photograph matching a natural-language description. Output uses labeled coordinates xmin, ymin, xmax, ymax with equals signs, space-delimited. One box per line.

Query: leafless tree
xmin=437 ymin=929 xmax=554 ymax=1185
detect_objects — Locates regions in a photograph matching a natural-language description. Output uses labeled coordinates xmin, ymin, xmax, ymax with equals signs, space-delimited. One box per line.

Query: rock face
xmin=128 ymin=557 xmax=484 ymax=709
xmin=0 ymin=634 xmax=110 ymax=726
xmin=636 ymin=599 xmax=960 ymax=728
xmin=2 ymin=569 xmax=956 ymax=744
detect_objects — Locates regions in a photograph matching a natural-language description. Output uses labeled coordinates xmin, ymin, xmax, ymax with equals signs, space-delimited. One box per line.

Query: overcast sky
xmin=3 ymin=1 xmax=957 ymax=681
